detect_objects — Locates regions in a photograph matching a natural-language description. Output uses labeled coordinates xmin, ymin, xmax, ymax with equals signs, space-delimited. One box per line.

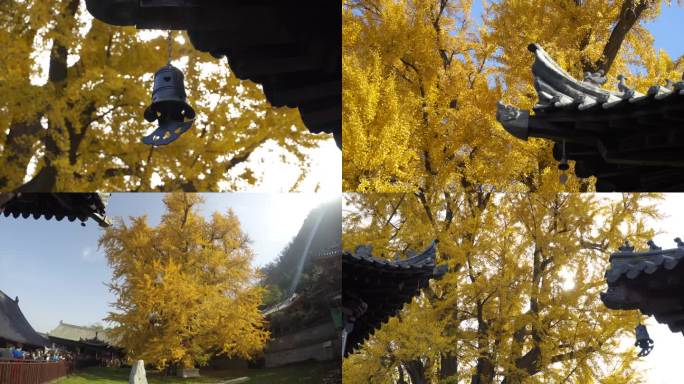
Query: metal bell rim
xmin=143 ymin=99 xmax=196 ymax=123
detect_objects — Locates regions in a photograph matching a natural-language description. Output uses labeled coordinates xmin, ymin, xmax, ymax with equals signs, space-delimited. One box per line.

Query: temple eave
xmin=497 ymin=43 xmax=684 ymax=190
xmin=85 ymin=0 xmax=137 ymax=27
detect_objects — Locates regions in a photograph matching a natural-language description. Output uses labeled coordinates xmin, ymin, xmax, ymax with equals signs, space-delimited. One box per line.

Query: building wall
xmin=207 ymin=356 xmax=249 ymax=370
xmin=264 ymin=321 xmax=341 ymax=368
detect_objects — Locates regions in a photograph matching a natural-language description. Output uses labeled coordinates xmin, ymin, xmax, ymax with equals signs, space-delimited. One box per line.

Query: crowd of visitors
xmin=0 ymin=343 xmax=123 ymax=369
xmin=0 ymin=344 xmax=67 ymax=362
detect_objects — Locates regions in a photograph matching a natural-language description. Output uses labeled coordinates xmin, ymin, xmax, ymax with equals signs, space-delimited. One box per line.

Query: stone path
xmin=216 ymin=378 xmax=249 ymax=384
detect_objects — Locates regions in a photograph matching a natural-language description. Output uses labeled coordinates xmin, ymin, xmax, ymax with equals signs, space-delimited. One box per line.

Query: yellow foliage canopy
xmin=343 ymin=191 xmax=661 ymax=383
xmin=0 ymin=0 xmax=322 ymax=192
xmin=100 ymin=193 xmax=268 ymax=368
xmin=343 ymin=0 xmax=682 ymax=193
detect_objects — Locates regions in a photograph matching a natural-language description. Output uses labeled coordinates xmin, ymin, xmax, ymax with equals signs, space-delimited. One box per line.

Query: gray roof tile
xmin=0 ymin=290 xmax=48 ymax=347
xmin=0 ymin=193 xmax=110 ymax=227
xmin=343 ymin=240 xmax=447 ymax=355
xmin=601 ymin=240 xmax=684 ymax=335
xmin=497 ymin=44 xmax=684 ymax=192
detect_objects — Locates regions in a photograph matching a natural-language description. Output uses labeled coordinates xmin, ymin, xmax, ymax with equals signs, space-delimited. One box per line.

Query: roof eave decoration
xmin=497 ymin=44 xmax=684 ymax=191
xmin=348 ymin=240 xmax=445 ymax=275
xmin=496 ymin=102 xmax=530 ymax=140
xmin=601 ymin=239 xmax=684 ymax=334
xmin=57 ymin=193 xmax=112 ymax=228
xmin=496 ymin=42 xmax=684 ymax=127
xmin=0 ymin=193 xmax=112 ymax=227
xmin=528 ymin=43 xmax=625 ymax=110
xmin=342 ymin=240 xmax=447 ymax=356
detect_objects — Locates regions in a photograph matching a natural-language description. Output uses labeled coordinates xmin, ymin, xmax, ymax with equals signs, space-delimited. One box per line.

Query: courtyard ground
xmin=57 ymin=361 xmax=340 ymax=384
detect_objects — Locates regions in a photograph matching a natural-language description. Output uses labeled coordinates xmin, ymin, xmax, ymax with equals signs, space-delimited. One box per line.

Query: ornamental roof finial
xmin=647 ymin=240 xmax=661 ymax=251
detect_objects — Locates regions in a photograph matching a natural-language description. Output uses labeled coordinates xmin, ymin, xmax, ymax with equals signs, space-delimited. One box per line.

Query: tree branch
xmin=586 ymin=0 xmax=655 ymax=73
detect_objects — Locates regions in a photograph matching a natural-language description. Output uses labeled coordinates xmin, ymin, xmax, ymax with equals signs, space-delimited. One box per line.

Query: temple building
xmin=205 ymin=246 xmax=341 ymax=376
xmin=497 ymin=44 xmax=684 ymax=191
xmin=601 ymin=239 xmax=684 ymax=335
xmin=84 ymin=0 xmax=341 ymax=148
xmin=261 ymin=246 xmax=342 ymax=368
xmin=0 ymin=193 xmax=110 ymax=227
xmin=342 ymin=241 xmax=448 ymax=356
xmin=0 ymin=290 xmax=48 ymax=351
xmin=45 ymin=321 xmax=122 ymax=367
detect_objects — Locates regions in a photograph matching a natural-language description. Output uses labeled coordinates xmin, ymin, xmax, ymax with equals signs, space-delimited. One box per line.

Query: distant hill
xmin=260 ymin=197 xmax=341 ymax=307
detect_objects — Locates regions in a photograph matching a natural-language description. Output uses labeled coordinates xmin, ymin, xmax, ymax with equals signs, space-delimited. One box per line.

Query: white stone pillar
xmin=129 ymin=360 xmax=148 ymax=384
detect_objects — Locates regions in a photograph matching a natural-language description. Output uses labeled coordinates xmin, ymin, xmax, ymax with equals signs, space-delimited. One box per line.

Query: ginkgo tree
xmin=343 ymin=191 xmax=661 ymax=383
xmin=0 ymin=0 xmax=322 ymax=192
xmin=100 ymin=193 xmax=269 ymax=369
xmin=343 ymin=0 xmax=683 ymax=193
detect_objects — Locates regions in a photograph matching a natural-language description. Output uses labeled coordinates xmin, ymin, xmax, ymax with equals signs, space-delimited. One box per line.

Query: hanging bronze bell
xmin=142 ymin=64 xmax=195 ymax=146
xmin=634 ymin=324 xmax=654 ymax=357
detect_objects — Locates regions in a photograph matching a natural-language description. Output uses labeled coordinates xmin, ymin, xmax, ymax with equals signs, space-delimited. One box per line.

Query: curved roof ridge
xmin=51 ymin=321 xmax=107 ymax=333
xmin=0 ymin=289 xmax=48 ymax=347
xmin=497 ymin=44 xmax=684 ymax=192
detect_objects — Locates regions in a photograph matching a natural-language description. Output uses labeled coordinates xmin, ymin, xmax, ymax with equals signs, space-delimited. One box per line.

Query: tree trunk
xmin=471 ymin=301 xmax=495 ymax=384
xmin=585 ymin=0 xmax=655 ymax=73
xmin=0 ymin=119 xmax=43 ymax=189
xmin=440 ymin=352 xmax=458 ymax=379
xmin=471 ymin=356 xmax=495 ymax=384
xmin=502 ymin=323 xmax=527 ymax=384
xmin=0 ymin=18 xmax=42 ymax=190
xmin=404 ymin=360 xmax=428 ymax=384
xmin=19 ymin=0 xmax=80 ymax=191
xmin=397 ymin=365 xmax=407 ymax=384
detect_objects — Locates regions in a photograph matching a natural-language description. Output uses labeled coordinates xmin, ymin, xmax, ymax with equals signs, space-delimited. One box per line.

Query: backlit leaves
xmin=343 ymin=191 xmax=660 ymax=383
xmin=0 ymin=0 xmax=321 ymax=191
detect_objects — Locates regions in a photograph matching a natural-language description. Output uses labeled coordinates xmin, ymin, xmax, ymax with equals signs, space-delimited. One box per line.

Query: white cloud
xmin=80 ymin=247 xmax=102 ymax=263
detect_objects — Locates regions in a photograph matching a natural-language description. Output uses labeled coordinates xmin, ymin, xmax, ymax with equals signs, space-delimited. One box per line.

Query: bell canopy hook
xmin=142 ymin=30 xmax=196 ymax=146
xmin=167 ymin=29 xmax=173 ymax=65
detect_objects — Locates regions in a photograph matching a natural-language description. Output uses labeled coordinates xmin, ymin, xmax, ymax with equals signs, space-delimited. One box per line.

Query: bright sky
xmin=632 ymin=195 xmax=684 ymax=383
xmin=471 ymin=0 xmax=684 ymax=60
xmin=644 ymin=2 xmax=684 ymax=60
xmin=227 ymin=138 xmax=341 ymax=193
xmin=0 ymin=192 xmax=337 ymax=333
